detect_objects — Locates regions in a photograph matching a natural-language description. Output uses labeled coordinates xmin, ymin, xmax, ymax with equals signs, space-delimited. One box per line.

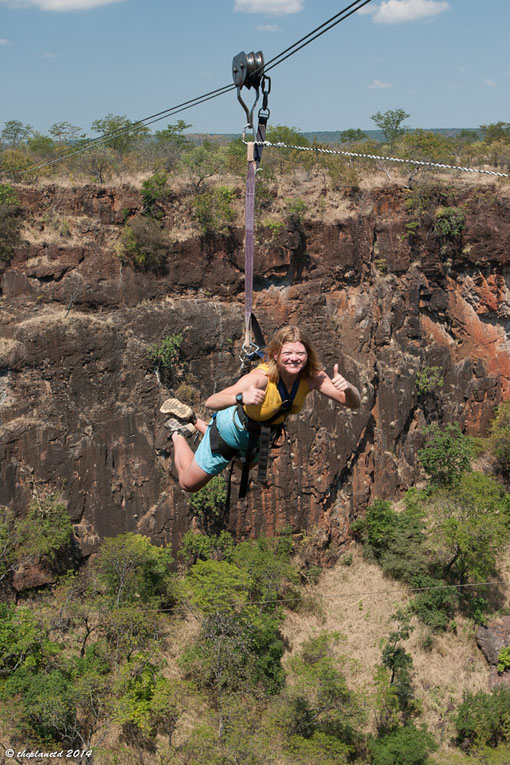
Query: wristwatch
xmin=236 ymin=392 xmax=243 ymax=405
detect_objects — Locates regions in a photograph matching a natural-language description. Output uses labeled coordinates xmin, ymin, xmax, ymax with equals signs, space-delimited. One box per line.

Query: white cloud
xmin=484 ymin=78 xmax=496 ymax=87
xmin=369 ymin=0 xmax=450 ymax=24
xmin=256 ymin=23 xmax=281 ymax=31
xmin=234 ymin=0 xmax=303 ymax=16
xmin=368 ymin=79 xmax=392 ymax=89
xmin=0 ymin=37 xmax=11 ymax=44
xmin=0 ymin=0 xmax=124 ymax=10
xmin=43 ymin=50 xmax=57 ymax=57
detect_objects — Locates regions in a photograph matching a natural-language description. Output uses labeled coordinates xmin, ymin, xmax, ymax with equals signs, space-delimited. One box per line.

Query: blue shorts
xmin=194 ymin=406 xmax=252 ymax=476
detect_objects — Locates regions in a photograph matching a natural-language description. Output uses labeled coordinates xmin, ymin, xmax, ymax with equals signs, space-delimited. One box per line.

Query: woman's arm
xmin=204 ymin=369 xmax=269 ymax=411
xmin=310 ymin=364 xmax=361 ymax=410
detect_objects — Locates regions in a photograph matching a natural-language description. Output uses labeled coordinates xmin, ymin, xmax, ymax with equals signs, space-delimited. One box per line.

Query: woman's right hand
xmin=240 ymin=381 xmax=267 ymax=406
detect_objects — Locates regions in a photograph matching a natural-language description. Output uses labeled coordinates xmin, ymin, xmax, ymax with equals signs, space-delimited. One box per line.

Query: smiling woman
xmin=159 ymin=325 xmax=361 ymax=496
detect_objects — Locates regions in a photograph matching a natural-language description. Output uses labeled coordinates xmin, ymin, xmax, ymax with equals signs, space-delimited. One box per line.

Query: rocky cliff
xmin=1 ymin=180 xmax=509 ymax=580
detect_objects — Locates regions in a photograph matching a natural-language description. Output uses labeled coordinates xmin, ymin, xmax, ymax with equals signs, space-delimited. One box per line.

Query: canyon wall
xmin=1 ymin=181 xmax=508 ymax=578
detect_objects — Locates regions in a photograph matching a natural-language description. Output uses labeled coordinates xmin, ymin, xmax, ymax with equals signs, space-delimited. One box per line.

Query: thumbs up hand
xmin=332 ymin=363 xmax=350 ymax=393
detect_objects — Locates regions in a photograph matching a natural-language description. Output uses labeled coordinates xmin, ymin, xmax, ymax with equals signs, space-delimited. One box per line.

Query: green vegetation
xmin=0 ymin=492 xmax=73 ymax=585
xmin=2 ymin=110 xmax=510 ymax=189
xmin=497 ymin=647 xmax=510 ymax=674
xmin=489 ymin=402 xmax=510 ymax=479
xmin=187 ymin=474 xmax=228 ymax=528
xmin=433 ymin=206 xmax=465 ymax=239
xmin=146 ymin=333 xmax=183 ymax=381
xmin=370 ymin=108 xmax=410 ymax=149
xmin=0 ymin=182 xmax=21 ymax=267
xmin=354 ymin=430 xmax=510 ymax=632
xmin=455 ymin=686 xmax=510 ymax=750
xmin=192 ymin=184 xmax=236 ymax=236
xmin=120 ymin=214 xmax=170 ymax=272
xmin=415 ymin=366 xmax=444 ymax=397
xmin=417 ymin=423 xmax=473 ymax=487
xmin=1 ymin=448 xmax=510 ymax=764
xmin=141 ymin=171 xmax=171 ymax=219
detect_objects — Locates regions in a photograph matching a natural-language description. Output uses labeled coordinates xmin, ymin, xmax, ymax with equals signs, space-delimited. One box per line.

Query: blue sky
xmin=1 ymin=0 xmax=509 ymax=137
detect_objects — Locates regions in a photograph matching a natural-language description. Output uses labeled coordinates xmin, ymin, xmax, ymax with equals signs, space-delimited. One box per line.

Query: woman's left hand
xmin=332 ymin=363 xmax=351 ymax=392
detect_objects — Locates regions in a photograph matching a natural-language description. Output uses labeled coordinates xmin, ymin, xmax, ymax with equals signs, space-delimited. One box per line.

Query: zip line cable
xmin=99 ymin=579 xmax=507 ymax=616
xmin=22 ymin=83 xmax=237 ymax=174
xmin=263 ymin=0 xmax=374 ymax=75
xmin=22 ymin=0 xmax=374 ymax=174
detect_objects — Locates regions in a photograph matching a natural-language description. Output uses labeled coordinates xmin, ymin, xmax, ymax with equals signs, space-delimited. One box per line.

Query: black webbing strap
xmin=239 ymin=428 xmax=260 ymax=499
xmin=256 ymin=426 xmax=271 ymax=486
xmin=209 ymin=415 xmax=238 ymax=461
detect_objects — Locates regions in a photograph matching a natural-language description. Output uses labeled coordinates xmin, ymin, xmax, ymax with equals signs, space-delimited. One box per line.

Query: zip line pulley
xmin=232 ymin=50 xmax=270 ymax=130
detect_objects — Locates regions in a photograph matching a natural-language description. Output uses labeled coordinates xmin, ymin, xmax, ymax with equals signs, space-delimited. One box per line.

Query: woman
xmin=161 ymin=325 xmax=360 ymax=493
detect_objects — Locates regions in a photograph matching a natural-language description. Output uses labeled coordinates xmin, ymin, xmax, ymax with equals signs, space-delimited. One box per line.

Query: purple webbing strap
xmin=244 ymin=160 xmax=256 ymax=337
xmin=244 ymin=116 xmax=268 ymax=342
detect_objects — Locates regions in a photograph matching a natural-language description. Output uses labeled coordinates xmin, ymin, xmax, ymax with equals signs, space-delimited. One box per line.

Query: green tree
xmin=371 ymin=109 xmax=411 ymax=149
xmin=274 ymin=632 xmax=365 ymax=762
xmin=339 ymin=128 xmax=368 ymax=143
xmin=379 ymin=615 xmax=418 ymax=725
xmin=369 ymin=724 xmax=437 ymax=765
xmin=154 ymin=119 xmax=191 ymax=151
xmin=1 ymin=119 xmax=33 ymax=147
xmin=455 ymin=686 xmax=510 ymax=750
xmin=191 ymin=185 xmax=236 ymax=236
xmin=418 ymin=422 xmax=472 ymax=487
xmin=94 ymin=532 xmax=176 ymax=607
xmin=398 ymin=129 xmax=453 ymax=163
xmin=489 ymin=402 xmax=510 ymax=479
xmin=180 ymin=142 xmax=226 ymax=191
xmin=27 ymin=133 xmax=56 ymax=159
xmin=90 ymin=113 xmax=149 ymax=154
xmin=0 ymin=492 xmax=73 ymax=588
xmin=188 ymin=475 xmax=228 ymax=529
xmin=425 ymin=472 xmax=510 ymax=587
xmin=48 ymin=121 xmax=82 ymax=144
xmin=480 ymin=121 xmax=510 ymax=143
xmin=264 ymin=125 xmax=310 ymax=175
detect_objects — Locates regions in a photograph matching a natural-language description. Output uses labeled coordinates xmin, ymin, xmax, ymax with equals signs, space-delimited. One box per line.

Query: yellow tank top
xmin=243 ymin=363 xmax=311 ymax=425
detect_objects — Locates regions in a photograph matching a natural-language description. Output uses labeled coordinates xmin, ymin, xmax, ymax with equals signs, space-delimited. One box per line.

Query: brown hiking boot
xmin=164 ymin=418 xmax=197 ymax=439
xmin=160 ymin=397 xmax=196 ymax=423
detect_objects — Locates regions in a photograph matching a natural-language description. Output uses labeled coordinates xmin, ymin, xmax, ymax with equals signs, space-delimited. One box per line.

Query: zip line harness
xmin=208 ymin=51 xmax=293 ymax=501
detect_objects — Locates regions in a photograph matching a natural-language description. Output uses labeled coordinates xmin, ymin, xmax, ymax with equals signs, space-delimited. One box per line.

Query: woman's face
xmin=275 ymin=341 xmax=308 ymax=376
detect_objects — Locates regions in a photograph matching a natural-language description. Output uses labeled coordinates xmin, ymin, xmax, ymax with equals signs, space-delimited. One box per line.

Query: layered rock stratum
xmin=1 ymin=181 xmax=508 ymax=578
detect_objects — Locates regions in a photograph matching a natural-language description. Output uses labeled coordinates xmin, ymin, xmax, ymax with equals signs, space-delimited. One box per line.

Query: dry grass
xmin=280 ymin=543 xmax=509 ymax=756
xmin=14 ymin=307 xmax=115 ymax=340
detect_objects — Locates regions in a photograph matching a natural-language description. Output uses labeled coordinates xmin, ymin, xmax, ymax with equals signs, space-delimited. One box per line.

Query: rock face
xmin=477 ymin=617 xmax=510 ymax=687
xmin=1 ymin=182 xmax=509 ymax=572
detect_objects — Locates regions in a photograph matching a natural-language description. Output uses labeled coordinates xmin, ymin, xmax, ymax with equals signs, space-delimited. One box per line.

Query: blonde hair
xmin=262 ymin=325 xmax=322 ymax=383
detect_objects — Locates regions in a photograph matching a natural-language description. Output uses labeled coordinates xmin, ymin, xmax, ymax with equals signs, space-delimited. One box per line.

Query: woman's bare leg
xmin=171 ymin=416 xmax=211 ymax=492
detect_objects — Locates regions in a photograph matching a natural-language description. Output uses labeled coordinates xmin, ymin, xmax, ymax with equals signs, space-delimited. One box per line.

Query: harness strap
xmin=256 ymin=426 xmax=271 ymax=486
xmin=243 ymin=111 xmax=268 ymax=358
